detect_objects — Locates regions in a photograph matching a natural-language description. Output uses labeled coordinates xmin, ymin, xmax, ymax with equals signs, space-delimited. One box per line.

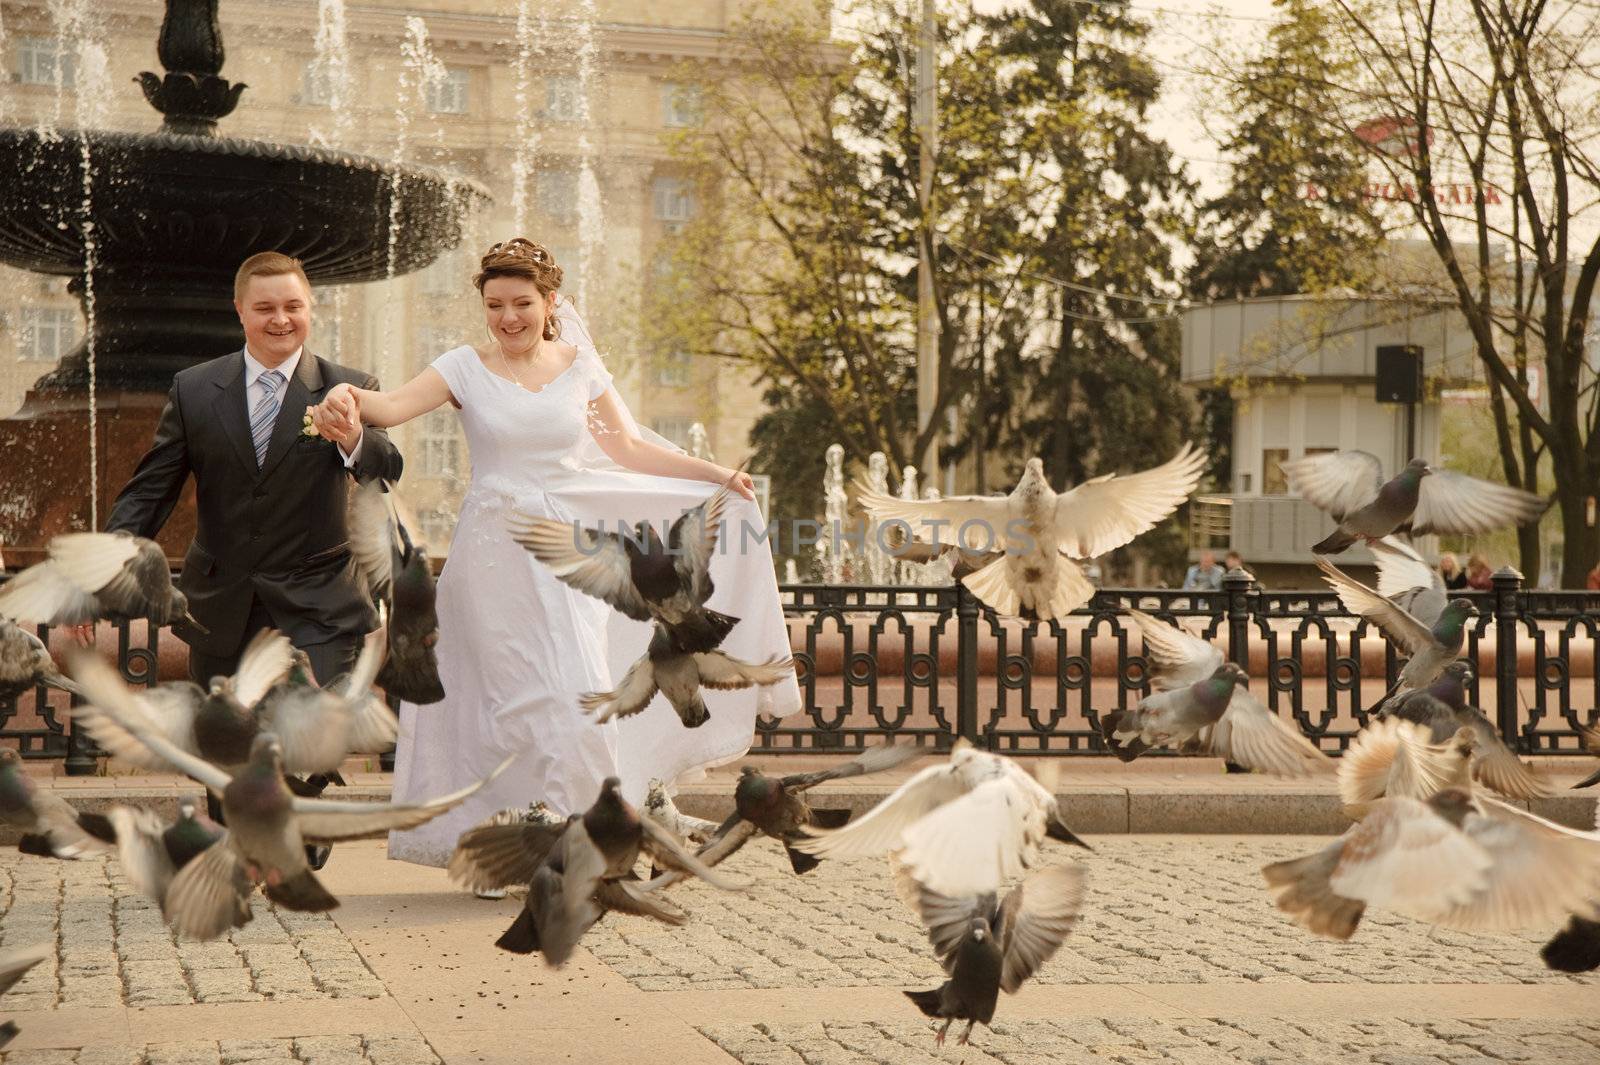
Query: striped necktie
xmin=250 ymin=368 xmax=286 ymax=468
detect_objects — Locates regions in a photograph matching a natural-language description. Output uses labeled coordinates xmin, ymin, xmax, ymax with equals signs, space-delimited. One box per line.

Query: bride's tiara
xmin=487 ymin=239 xmax=549 ymax=264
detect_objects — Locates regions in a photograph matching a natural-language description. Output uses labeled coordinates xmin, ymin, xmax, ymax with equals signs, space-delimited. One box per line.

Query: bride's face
xmin=482 ymin=276 xmax=555 ymax=356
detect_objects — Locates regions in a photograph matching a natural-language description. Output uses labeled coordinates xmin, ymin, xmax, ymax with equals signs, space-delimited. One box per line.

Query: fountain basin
xmin=0 ymin=127 xmax=487 ymax=392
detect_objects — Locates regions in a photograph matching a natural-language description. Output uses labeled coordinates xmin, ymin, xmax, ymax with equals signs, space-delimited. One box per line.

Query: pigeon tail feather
xmin=1098 ymin=709 xmax=1146 ymax=763
xmin=263 ymin=869 xmax=339 ymax=912
xmin=495 ymin=908 xmax=541 ymax=954
xmin=903 ymin=986 xmax=946 ymax=1018
xmin=1311 ymin=528 xmax=1358 ymax=554
xmin=784 ymin=844 xmax=823 ymax=875
xmin=668 ymin=609 xmax=741 ymax=655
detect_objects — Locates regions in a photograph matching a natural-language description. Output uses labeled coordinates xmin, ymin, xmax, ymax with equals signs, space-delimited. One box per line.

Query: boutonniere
xmin=301 ymin=406 xmax=325 ymax=440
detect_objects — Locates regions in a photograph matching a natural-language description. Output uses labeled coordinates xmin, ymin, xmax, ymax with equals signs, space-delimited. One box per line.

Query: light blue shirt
xmin=243 ymin=346 xmax=361 ymax=467
xmin=1182 ymin=563 xmax=1223 ymax=591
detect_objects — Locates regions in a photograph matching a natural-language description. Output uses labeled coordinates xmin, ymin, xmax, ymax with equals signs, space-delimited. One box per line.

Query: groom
xmin=104 ymin=251 xmax=404 ymax=860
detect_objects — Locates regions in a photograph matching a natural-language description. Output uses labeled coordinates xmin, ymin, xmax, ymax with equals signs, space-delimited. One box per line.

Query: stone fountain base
xmin=0 ymin=389 xmax=194 ymax=563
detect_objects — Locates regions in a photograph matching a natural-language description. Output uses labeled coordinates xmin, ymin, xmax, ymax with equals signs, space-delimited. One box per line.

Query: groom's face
xmin=236 ymin=273 xmax=312 ymax=366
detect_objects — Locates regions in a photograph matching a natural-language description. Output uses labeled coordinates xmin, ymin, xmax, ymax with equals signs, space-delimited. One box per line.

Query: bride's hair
xmin=474 ymin=238 xmax=565 ymax=341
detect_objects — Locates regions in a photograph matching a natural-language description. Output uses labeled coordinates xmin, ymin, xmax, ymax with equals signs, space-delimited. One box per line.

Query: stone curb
xmin=13 ymin=780 xmax=1596 ymax=841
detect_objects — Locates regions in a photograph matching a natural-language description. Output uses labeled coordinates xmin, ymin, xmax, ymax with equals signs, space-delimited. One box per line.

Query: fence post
xmin=1492 ymin=565 xmax=1523 ymax=751
xmin=1224 ymin=567 xmax=1255 ymax=670
xmin=955 ymin=582 xmax=980 ymax=748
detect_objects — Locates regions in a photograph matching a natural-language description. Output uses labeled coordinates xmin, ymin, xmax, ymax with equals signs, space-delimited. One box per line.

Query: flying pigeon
xmin=1542 ymin=797 xmax=1600 ymax=972
xmin=793 ymin=742 xmax=1089 ymax=898
xmin=1282 ymin=451 xmax=1547 ymax=554
xmin=1262 ymin=787 xmax=1600 ymax=941
xmin=579 ymin=622 xmax=792 ymax=729
xmin=694 ymin=744 xmax=923 ymax=874
xmin=1099 ymin=611 xmax=1332 ymax=777
xmin=854 ymin=445 xmax=1205 ymax=623
xmin=1571 ymin=724 xmax=1600 ymax=790
xmin=68 ymin=627 xmax=394 ymax=779
xmin=0 ymin=942 xmax=51 ymax=1049
xmin=642 ymin=779 xmax=721 ymax=844
xmin=900 ymin=863 xmax=1087 ymax=1046
xmin=1317 ymin=555 xmax=1476 ymax=708
xmin=0 ymin=531 xmax=204 ymax=630
xmin=489 ymin=778 xmax=749 ymax=966
xmin=66 ymin=650 xmax=509 ymax=939
xmin=0 ymin=748 xmax=114 ymax=858
xmin=507 ymin=466 xmax=746 ymax=655
xmin=0 ymin=619 xmax=81 ymax=702
xmin=348 ymin=480 xmax=444 ymax=704
xmin=1385 ymin=663 xmax=1550 ymax=800
xmin=107 ymin=802 xmax=249 ymax=937
xmin=1337 ymin=718 xmax=1475 ymax=811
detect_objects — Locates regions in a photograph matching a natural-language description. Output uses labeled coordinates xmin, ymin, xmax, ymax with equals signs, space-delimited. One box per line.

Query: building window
xmin=650 ymin=416 xmax=697 ymax=449
xmin=545 ymin=75 xmax=581 ymax=121
xmin=1262 ymin=448 xmax=1290 ymax=496
xmin=18 ymin=307 xmax=78 ymax=361
xmin=652 ymin=177 xmax=696 ymax=232
xmin=537 ymin=168 xmax=579 ymax=222
xmin=660 ymin=82 xmax=702 ymax=128
xmin=427 ymin=67 xmax=470 ymax=115
xmin=16 ymin=37 xmax=75 ymax=89
xmin=416 ymin=410 xmax=461 ymax=477
xmin=301 ymin=60 xmax=333 ymax=107
xmin=650 ymin=351 xmax=692 ymax=388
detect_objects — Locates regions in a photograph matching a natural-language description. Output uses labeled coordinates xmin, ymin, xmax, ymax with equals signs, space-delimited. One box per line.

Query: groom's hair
xmin=234 ymin=251 xmax=311 ymax=302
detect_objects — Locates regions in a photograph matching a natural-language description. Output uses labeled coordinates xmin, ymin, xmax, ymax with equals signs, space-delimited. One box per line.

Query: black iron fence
xmin=4 ymin=567 xmax=1597 ymax=769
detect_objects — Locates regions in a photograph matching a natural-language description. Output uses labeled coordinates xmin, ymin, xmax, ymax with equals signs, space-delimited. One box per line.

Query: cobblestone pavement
xmin=0 ymin=853 xmax=385 ymax=1009
xmin=1 ymin=1034 xmax=441 ymax=1065
xmin=696 ymin=1018 xmax=1600 ymax=1065
xmin=584 ymin=837 xmax=1600 ymax=990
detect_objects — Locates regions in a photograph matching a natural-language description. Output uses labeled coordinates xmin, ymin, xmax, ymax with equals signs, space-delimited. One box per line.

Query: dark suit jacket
xmin=106 ymin=349 xmax=404 ymax=657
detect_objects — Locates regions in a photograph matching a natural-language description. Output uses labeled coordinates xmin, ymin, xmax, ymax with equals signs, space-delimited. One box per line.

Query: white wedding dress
xmin=386 ymin=301 xmax=801 ymax=868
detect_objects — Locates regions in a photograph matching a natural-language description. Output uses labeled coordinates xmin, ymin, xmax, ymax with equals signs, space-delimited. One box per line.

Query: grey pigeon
xmin=108 ymin=802 xmax=250 ymax=937
xmin=348 ymin=480 xmax=444 ymax=704
xmin=0 ymin=942 xmax=51 ymax=1049
xmin=1317 ymin=555 xmax=1477 ymax=708
xmin=1386 ymin=663 xmax=1550 ymax=800
xmin=579 ymin=621 xmax=792 ymax=729
xmin=507 ymin=467 xmax=745 ymax=655
xmin=1262 ymin=787 xmax=1600 ymax=941
xmin=855 ymin=445 xmax=1204 ymax=623
xmin=69 ymin=628 xmax=394 ymax=779
xmin=0 ymin=748 xmax=113 ymax=858
xmin=705 ymin=744 xmax=922 ymax=874
xmin=1100 ymin=611 xmax=1331 ymax=777
xmin=793 ymin=741 xmax=1089 ymax=898
xmin=1282 ymin=451 xmax=1547 ymax=554
xmin=0 ymin=531 xmax=204 ymax=630
xmin=900 ymin=863 xmax=1087 ymax=1046
xmin=490 ymin=777 xmax=749 ymax=966
xmin=0 ymin=620 xmax=80 ymax=702
xmin=1367 ymin=536 xmax=1446 ymax=626
xmin=66 ymin=650 xmax=509 ymax=939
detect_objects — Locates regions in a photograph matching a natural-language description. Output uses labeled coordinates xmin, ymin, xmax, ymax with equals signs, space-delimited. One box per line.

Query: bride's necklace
xmin=497 ymin=339 xmax=545 ymax=392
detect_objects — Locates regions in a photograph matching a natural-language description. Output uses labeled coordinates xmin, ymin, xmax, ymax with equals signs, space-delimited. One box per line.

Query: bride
xmin=309 ymin=237 xmax=800 ymax=872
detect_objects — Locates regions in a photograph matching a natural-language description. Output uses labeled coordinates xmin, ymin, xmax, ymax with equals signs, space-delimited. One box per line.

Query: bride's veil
xmin=551 ymin=294 xmax=687 ymax=473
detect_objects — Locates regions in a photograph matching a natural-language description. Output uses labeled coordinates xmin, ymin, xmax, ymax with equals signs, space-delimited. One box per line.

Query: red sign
xmin=1300 ymin=181 xmax=1503 ymax=205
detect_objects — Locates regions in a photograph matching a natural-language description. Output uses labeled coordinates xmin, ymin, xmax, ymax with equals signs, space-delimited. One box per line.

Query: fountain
xmin=0 ymin=0 xmax=487 ymax=557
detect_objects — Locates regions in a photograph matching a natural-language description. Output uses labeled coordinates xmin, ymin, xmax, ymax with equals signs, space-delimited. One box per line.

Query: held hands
xmin=310 ymin=383 xmax=363 ymax=450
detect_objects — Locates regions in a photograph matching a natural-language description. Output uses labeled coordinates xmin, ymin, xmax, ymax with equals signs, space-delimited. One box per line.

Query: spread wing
xmin=791 ymin=761 xmax=972 ymax=859
xmin=1281 ymin=450 xmax=1384 ymax=520
xmin=1208 ymin=688 xmax=1332 ymax=778
xmin=66 ymin=652 xmax=231 ymax=791
xmin=347 ymin=480 xmax=398 ymax=603
xmin=292 ymin=755 xmax=513 ymax=840
xmin=0 ymin=560 xmax=101 ymax=625
xmin=68 ymin=683 xmax=205 ymax=773
xmin=669 ymin=475 xmax=735 ymax=605
xmin=1369 ymin=537 xmax=1446 ymax=629
xmin=1411 ymin=471 xmax=1549 ymax=536
xmin=448 ymin=818 xmax=570 ymax=891
xmin=853 ymin=486 xmax=1010 ymax=551
xmin=1316 ymin=556 xmax=1437 ymax=655
xmin=694 ymin=651 xmax=794 ymax=690
xmin=996 ymin=863 xmax=1088 ymax=993
xmin=1339 ymin=718 xmax=1468 ymax=805
xmin=1430 ymin=799 xmax=1600 ymax=931
xmin=779 ymin=742 xmax=922 ymax=790
xmin=1126 ymin=609 xmax=1224 ymax=691
xmin=232 ymin=629 xmax=295 ymax=709
xmin=1461 ymin=710 xmax=1553 ymax=800
xmin=505 ymin=513 xmax=654 ymax=621
xmin=897 ymin=776 xmax=1042 ymax=898
xmin=47 ymin=532 xmax=143 ymax=595
xmin=1051 ymin=443 xmax=1206 ymax=558
xmin=1324 ymin=797 xmax=1495 ymax=917
xmin=638 ymin=815 xmax=752 ymax=890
